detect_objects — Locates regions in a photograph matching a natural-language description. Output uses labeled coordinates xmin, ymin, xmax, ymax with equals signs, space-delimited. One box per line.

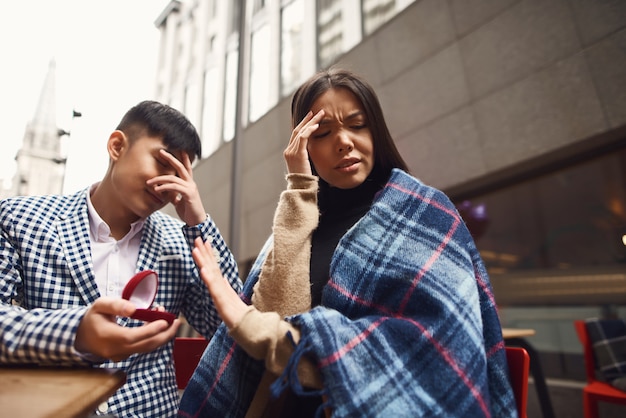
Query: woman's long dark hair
xmin=290 ymin=67 xmax=409 ymax=182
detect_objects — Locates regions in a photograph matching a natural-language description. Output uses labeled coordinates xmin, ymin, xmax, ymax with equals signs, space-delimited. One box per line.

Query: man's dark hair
xmin=116 ymin=100 xmax=202 ymax=160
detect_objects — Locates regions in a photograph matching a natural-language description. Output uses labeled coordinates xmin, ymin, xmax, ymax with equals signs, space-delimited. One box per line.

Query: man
xmin=0 ymin=100 xmax=242 ymax=417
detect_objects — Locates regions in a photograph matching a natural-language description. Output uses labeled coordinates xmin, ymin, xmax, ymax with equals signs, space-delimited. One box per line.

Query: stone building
xmin=154 ymin=1 xmax=626 ymax=415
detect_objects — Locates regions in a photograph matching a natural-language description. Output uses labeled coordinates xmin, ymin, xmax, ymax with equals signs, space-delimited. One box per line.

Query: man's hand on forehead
xmin=147 ymin=149 xmax=206 ymax=226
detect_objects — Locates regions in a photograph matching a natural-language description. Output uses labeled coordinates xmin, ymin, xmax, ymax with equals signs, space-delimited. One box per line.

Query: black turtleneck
xmin=309 ymin=178 xmax=384 ymax=307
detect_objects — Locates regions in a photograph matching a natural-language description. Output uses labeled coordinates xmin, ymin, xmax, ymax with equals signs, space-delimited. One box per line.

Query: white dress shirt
xmin=87 ymin=184 xmax=144 ymax=298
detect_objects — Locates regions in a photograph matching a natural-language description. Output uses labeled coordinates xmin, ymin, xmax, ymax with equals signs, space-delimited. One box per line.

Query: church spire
xmin=13 ymin=58 xmax=65 ymax=196
xmin=32 ymin=59 xmax=59 ymax=135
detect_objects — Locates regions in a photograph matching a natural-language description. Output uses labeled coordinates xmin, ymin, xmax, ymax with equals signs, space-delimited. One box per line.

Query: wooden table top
xmin=0 ymin=366 xmax=126 ymax=418
xmin=502 ymin=327 xmax=536 ymax=339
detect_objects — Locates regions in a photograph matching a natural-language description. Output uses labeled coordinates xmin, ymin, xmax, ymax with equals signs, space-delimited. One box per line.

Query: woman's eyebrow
xmin=319 ymin=110 xmax=364 ymax=125
xmin=347 ymin=111 xmax=364 ymax=119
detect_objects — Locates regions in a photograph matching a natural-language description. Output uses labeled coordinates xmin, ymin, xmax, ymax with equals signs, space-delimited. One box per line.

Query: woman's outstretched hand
xmin=192 ymin=237 xmax=247 ymax=329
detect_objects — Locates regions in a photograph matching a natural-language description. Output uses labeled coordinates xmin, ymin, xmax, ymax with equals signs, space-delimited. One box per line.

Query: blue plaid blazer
xmin=179 ymin=169 xmax=516 ymax=418
xmin=0 ymin=188 xmax=242 ymax=418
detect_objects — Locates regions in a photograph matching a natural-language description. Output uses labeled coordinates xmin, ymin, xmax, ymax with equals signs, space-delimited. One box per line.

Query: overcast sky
xmin=1 ymin=0 xmax=170 ymax=193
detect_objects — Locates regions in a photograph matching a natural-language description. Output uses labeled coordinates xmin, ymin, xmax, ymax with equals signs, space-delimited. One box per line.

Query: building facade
xmin=154 ymin=0 xmax=626 ymax=401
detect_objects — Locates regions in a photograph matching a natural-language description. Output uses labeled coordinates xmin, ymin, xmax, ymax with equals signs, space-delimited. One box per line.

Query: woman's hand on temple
xmin=192 ymin=237 xmax=247 ymax=329
xmin=284 ymin=109 xmax=324 ymax=175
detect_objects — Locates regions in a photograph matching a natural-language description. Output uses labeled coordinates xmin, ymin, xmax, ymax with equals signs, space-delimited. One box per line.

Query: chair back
xmin=506 ymin=346 xmax=530 ymax=418
xmin=173 ymin=337 xmax=209 ymax=389
xmin=574 ymin=320 xmax=599 ymax=383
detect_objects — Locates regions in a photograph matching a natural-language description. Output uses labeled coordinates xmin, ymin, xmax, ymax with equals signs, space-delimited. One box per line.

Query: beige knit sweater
xmin=227 ymin=173 xmax=324 ymax=417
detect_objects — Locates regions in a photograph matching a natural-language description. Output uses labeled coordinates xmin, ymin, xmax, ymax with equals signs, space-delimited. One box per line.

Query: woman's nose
xmin=336 ymin=132 xmax=354 ymax=153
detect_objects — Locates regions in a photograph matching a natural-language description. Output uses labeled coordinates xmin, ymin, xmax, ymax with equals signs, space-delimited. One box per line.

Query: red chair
xmin=506 ymin=346 xmax=530 ymax=418
xmin=173 ymin=337 xmax=209 ymax=389
xmin=574 ymin=320 xmax=626 ymax=418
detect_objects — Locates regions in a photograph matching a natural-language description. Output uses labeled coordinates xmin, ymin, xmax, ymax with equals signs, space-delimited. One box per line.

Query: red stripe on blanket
xmin=474 ymin=266 xmax=497 ymax=308
xmin=318 ymin=314 xmax=490 ymax=416
xmin=318 ymin=317 xmax=389 ymax=367
xmin=179 ymin=341 xmax=238 ymax=418
xmin=404 ymin=318 xmax=491 ymax=416
xmin=486 ymin=340 xmax=506 ymax=358
xmin=326 ymin=280 xmax=395 ymax=315
xmin=386 ymin=183 xmax=462 ymax=315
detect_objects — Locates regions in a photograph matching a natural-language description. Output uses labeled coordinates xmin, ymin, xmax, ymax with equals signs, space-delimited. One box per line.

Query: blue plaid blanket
xmin=179 ymin=169 xmax=516 ymax=417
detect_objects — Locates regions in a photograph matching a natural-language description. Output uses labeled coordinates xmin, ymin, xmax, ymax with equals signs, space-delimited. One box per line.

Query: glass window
xmin=184 ymin=81 xmax=201 ymax=132
xmin=457 ymin=148 xmax=626 ymax=276
xmin=209 ymin=0 xmax=217 ymax=19
xmin=248 ymin=23 xmax=272 ymax=122
xmin=201 ymin=67 xmax=220 ymax=157
xmin=228 ymin=1 xmax=241 ymax=35
xmin=253 ymin=0 xmax=266 ymax=14
xmin=280 ymin=0 xmax=306 ymax=96
xmin=362 ymin=0 xmax=396 ymax=35
xmin=222 ymin=49 xmax=238 ymax=142
xmin=317 ymin=0 xmax=343 ymax=68
xmin=457 ymin=146 xmax=626 ymax=384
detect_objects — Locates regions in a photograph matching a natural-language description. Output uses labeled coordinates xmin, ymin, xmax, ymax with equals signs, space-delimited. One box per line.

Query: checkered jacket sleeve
xmin=0 ymin=193 xmax=95 ymax=365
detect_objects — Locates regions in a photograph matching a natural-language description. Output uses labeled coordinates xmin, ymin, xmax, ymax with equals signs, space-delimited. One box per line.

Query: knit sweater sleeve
xmin=228 ymin=173 xmax=322 ymax=390
xmin=251 ymin=173 xmax=319 ymax=316
xmin=229 ymin=306 xmax=322 ymax=389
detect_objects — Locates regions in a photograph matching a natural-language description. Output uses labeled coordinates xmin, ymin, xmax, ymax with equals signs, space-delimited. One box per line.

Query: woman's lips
xmin=336 ymin=158 xmax=360 ymax=172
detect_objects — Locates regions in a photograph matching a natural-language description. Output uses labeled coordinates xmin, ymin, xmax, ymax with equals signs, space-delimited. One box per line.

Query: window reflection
xmin=223 ymin=49 xmax=238 ymax=142
xmin=201 ymin=67 xmax=219 ymax=157
xmin=249 ymin=23 xmax=272 ymax=122
xmin=281 ymin=0 xmax=305 ymax=96
xmin=457 ymin=148 xmax=626 ymax=275
xmin=362 ymin=0 xmax=396 ymax=35
xmin=317 ymin=0 xmax=343 ymax=68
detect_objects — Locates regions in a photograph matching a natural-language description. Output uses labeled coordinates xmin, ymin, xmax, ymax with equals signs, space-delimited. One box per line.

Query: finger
xmin=300 ymin=109 xmax=324 ymax=139
xmin=92 ymin=296 xmax=137 ymax=317
xmin=198 ymin=265 xmax=240 ymax=322
xmin=290 ymin=110 xmax=322 ymax=143
xmin=287 ymin=113 xmax=312 ymax=148
xmin=181 ymin=151 xmax=193 ymax=174
xmin=110 ymin=320 xmax=181 ymax=360
xmin=195 ymin=237 xmax=213 ymax=261
xmin=193 ymin=243 xmax=224 ymax=290
xmin=192 ymin=238 xmax=214 ymax=269
xmin=159 ymin=149 xmax=191 ymax=180
xmin=286 ymin=110 xmax=324 ymax=155
xmin=292 ymin=110 xmax=314 ymax=134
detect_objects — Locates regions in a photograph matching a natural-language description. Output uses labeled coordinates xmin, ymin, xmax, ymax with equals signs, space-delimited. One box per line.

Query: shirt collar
xmin=87 ymin=183 xmax=146 ymax=242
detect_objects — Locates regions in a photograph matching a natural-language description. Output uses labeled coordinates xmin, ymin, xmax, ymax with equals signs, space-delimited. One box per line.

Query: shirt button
xmin=212 ymin=247 xmax=222 ymax=262
xmin=98 ymin=402 xmax=109 ymax=413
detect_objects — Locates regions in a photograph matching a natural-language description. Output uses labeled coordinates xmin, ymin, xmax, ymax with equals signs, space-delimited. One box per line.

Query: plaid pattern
xmin=179 ymin=169 xmax=516 ymax=418
xmin=585 ymin=318 xmax=626 ymax=383
xmin=0 ymin=188 xmax=242 ymax=418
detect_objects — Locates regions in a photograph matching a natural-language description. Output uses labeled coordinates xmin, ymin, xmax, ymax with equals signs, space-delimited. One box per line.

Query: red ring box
xmin=122 ymin=270 xmax=176 ymax=324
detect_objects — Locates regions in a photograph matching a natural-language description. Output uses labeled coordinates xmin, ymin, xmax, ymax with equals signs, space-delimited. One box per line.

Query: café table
xmin=502 ymin=327 xmax=555 ymax=418
xmin=0 ymin=366 xmax=126 ymax=418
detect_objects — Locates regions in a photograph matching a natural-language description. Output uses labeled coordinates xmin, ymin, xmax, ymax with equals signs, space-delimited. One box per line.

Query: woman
xmin=179 ymin=68 xmax=517 ymax=417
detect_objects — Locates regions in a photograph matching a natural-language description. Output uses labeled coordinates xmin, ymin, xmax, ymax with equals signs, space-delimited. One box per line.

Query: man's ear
xmin=107 ymin=130 xmax=127 ymax=161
